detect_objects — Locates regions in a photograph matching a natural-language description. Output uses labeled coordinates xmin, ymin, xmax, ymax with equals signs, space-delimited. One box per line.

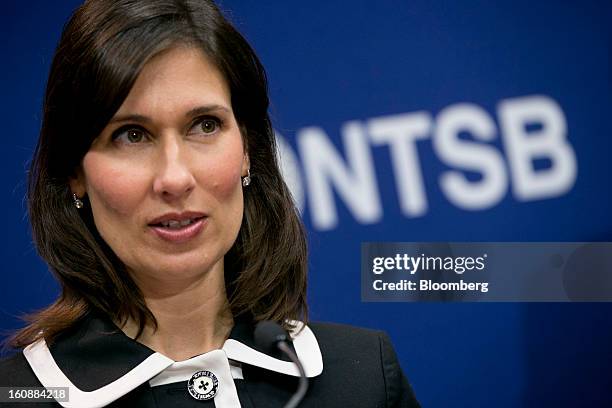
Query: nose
xmin=152 ymin=136 xmax=196 ymax=200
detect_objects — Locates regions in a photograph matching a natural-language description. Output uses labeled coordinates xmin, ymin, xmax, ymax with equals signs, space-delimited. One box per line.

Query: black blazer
xmin=0 ymin=314 xmax=419 ymax=407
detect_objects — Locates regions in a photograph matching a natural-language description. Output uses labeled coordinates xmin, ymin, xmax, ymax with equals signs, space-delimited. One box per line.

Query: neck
xmin=122 ymin=262 xmax=234 ymax=361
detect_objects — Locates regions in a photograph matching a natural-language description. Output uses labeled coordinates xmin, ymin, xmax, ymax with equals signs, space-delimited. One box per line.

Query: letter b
xmin=498 ymin=95 xmax=577 ymax=201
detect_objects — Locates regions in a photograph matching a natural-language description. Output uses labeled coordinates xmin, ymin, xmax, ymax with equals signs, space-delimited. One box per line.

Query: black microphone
xmin=254 ymin=321 xmax=308 ymax=408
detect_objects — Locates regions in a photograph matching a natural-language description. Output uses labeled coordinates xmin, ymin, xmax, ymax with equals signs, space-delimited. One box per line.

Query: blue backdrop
xmin=1 ymin=1 xmax=611 ymax=407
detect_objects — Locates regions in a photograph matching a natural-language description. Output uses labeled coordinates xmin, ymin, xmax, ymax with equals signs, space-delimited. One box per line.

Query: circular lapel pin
xmin=187 ymin=370 xmax=219 ymax=401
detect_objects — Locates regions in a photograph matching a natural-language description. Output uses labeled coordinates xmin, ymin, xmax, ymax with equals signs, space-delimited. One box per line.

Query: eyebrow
xmin=108 ymin=104 xmax=232 ymax=125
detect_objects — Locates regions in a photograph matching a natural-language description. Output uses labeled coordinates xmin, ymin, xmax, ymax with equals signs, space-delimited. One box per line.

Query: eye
xmin=190 ymin=116 xmax=222 ymax=136
xmin=200 ymin=119 xmax=218 ymax=133
xmin=112 ymin=127 xmax=148 ymax=145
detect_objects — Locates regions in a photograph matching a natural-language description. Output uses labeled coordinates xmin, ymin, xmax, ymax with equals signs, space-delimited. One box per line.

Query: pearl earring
xmin=242 ymin=169 xmax=251 ymax=187
xmin=73 ymin=193 xmax=84 ymax=209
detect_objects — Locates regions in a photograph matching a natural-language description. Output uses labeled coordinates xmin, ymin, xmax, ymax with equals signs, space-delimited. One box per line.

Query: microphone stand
xmin=254 ymin=321 xmax=309 ymax=408
xmin=277 ymin=340 xmax=308 ymax=408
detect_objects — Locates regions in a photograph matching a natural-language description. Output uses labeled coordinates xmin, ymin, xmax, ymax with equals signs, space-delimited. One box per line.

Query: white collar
xmin=223 ymin=320 xmax=322 ymax=378
xmin=23 ymin=318 xmax=323 ymax=408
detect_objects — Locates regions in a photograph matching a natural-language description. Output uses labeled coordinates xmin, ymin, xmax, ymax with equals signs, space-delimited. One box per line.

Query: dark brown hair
xmin=10 ymin=0 xmax=307 ymax=348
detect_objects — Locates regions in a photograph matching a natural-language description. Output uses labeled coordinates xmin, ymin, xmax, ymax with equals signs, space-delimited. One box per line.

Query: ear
xmin=69 ymin=168 xmax=86 ymax=198
xmin=241 ymin=153 xmax=250 ymax=176
xmin=239 ymin=124 xmax=250 ymax=176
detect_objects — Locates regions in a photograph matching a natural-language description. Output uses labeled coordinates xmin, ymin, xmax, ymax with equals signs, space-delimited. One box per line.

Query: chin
xmin=152 ymin=256 xmax=222 ymax=278
xmin=124 ymin=255 xmax=216 ymax=283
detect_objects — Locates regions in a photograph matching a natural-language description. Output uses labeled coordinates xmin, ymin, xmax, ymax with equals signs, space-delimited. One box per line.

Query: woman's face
xmin=71 ymin=46 xmax=248 ymax=287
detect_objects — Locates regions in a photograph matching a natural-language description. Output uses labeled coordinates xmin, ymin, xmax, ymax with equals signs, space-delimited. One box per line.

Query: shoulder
xmin=0 ymin=352 xmax=68 ymax=407
xmin=0 ymin=351 xmax=43 ymax=387
xmin=304 ymin=322 xmax=420 ymax=407
xmin=308 ymin=320 xmax=383 ymax=339
xmin=306 ymin=320 xmax=398 ymax=366
xmin=307 ymin=321 xmax=385 ymax=356
xmin=307 ymin=321 xmax=405 ymax=368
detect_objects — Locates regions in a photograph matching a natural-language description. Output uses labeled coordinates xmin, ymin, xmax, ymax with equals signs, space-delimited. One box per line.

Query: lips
xmin=148 ymin=212 xmax=207 ymax=243
xmin=148 ymin=211 xmax=206 ymax=226
xmin=155 ymin=217 xmax=201 ymax=229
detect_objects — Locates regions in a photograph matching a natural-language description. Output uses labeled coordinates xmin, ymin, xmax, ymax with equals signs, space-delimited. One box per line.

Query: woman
xmin=0 ymin=1 xmax=419 ymax=406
